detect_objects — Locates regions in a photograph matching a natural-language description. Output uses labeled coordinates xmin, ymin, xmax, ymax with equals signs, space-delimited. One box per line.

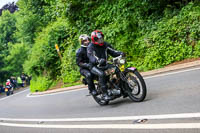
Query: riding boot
xmin=87 ymin=80 xmax=97 ymax=96
xmin=101 ymin=85 xmax=112 ymax=101
xmin=89 ymin=89 xmax=97 ymax=96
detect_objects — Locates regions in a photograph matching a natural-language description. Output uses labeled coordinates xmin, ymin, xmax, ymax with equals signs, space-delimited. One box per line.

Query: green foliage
xmin=130 ymin=2 xmax=200 ymax=71
xmin=63 ymin=81 xmax=81 ymax=88
xmin=30 ymin=75 xmax=54 ymax=92
xmin=4 ymin=43 xmax=30 ymax=76
xmin=0 ymin=10 xmax=16 ymax=51
xmin=0 ymin=10 xmax=17 ymax=82
xmin=1 ymin=0 xmax=200 ymax=90
xmin=15 ymin=0 xmax=57 ymax=45
xmin=193 ymin=41 xmax=200 ymax=57
xmin=61 ymin=44 xmax=80 ymax=83
xmin=24 ymin=18 xmax=76 ymax=79
xmin=14 ymin=11 xmax=39 ymax=45
xmin=24 ymin=0 xmax=200 ymax=90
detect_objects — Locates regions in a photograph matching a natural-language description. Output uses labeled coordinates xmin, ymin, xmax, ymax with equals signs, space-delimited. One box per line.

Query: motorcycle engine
xmin=111 ymin=74 xmax=118 ymax=83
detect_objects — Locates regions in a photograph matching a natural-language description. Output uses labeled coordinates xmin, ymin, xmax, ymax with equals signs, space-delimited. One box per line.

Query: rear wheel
xmin=124 ymin=70 xmax=146 ymax=102
xmin=92 ymin=94 xmax=109 ymax=106
xmin=92 ymin=84 xmax=109 ymax=106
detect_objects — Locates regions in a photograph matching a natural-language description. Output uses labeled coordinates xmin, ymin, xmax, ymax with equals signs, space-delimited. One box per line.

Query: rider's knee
xmin=99 ymin=72 xmax=106 ymax=78
xmin=85 ymin=72 xmax=92 ymax=79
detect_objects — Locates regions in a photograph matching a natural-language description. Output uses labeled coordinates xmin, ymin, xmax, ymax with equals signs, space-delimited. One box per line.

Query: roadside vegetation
xmin=0 ymin=0 xmax=199 ymax=92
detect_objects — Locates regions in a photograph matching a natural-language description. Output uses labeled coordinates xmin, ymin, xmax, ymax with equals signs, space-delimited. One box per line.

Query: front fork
xmin=120 ymin=67 xmax=137 ymax=92
xmin=120 ymin=67 xmax=137 ymax=81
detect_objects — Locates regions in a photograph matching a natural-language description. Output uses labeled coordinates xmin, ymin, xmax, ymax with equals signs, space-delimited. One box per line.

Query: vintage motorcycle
xmin=84 ymin=55 xmax=147 ymax=105
xmin=5 ymin=84 xmax=14 ymax=96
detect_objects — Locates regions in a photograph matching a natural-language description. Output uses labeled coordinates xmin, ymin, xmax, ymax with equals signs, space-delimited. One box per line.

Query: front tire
xmin=124 ymin=70 xmax=146 ymax=102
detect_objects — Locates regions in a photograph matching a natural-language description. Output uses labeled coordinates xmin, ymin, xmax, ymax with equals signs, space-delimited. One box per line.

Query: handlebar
xmin=97 ymin=55 xmax=124 ymax=69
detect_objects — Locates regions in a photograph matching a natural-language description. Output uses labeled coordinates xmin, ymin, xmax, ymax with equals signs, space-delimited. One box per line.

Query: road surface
xmin=0 ymin=67 xmax=200 ymax=133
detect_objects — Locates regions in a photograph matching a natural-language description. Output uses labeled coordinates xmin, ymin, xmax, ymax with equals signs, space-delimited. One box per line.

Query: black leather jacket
xmin=87 ymin=42 xmax=123 ymax=65
xmin=76 ymin=47 xmax=90 ymax=70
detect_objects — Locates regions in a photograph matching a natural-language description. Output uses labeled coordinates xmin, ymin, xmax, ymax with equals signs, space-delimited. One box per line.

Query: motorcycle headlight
xmin=119 ymin=59 xmax=125 ymax=64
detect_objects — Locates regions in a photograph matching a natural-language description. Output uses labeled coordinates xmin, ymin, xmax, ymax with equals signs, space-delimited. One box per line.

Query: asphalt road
xmin=0 ymin=67 xmax=200 ymax=133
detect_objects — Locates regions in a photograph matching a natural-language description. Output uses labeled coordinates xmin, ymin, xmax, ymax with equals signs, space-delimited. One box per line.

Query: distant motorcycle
xmin=5 ymin=85 xmax=14 ymax=96
xmin=84 ymin=55 xmax=147 ymax=105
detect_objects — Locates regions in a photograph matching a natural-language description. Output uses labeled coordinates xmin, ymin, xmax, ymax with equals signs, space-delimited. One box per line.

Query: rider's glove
xmin=86 ymin=63 xmax=93 ymax=70
xmin=121 ymin=52 xmax=126 ymax=57
xmin=98 ymin=58 xmax=106 ymax=66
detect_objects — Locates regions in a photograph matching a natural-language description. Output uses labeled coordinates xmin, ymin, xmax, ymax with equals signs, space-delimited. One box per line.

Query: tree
xmin=0 ymin=10 xmax=17 ymax=82
xmin=15 ymin=0 xmax=57 ymax=45
xmin=0 ymin=10 xmax=16 ymax=51
xmin=4 ymin=43 xmax=30 ymax=76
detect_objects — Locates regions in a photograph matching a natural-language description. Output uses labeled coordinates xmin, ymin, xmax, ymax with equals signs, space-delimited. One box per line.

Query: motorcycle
xmin=84 ymin=55 xmax=147 ymax=105
xmin=5 ymin=85 xmax=14 ymax=96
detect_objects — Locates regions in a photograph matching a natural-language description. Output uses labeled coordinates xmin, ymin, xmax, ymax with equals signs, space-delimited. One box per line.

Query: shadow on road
xmin=108 ymin=98 xmax=149 ymax=107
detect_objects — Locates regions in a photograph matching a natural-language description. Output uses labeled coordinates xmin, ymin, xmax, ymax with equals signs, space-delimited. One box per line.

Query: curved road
xmin=0 ymin=67 xmax=200 ymax=133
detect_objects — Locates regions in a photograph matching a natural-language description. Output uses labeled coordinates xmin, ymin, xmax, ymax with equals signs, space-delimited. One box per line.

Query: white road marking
xmin=26 ymin=88 xmax=87 ymax=98
xmin=0 ymin=112 xmax=200 ymax=122
xmin=144 ymin=67 xmax=200 ymax=79
xmin=0 ymin=122 xmax=200 ymax=129
xmin=0 ymin=89 xmax=29 ymax=101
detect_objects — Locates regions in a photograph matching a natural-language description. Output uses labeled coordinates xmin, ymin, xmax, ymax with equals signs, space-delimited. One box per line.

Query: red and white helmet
xmin=91 ymin=30 xmax=104 ymax=46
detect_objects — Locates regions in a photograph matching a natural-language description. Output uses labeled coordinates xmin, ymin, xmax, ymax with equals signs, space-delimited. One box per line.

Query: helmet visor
xmin=96 ymin=32 xmax=104 ymax=44
xmin=97 ymin=38 xmax=104 ymax=44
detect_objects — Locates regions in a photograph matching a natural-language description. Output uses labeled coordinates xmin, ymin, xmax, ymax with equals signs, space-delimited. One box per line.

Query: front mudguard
xmin=121 ymin=67 xmax=137 ymax=80
xmin=123 ymin=67 xmax=137 ymax=74
xmin=120 ymin=67 xmax=137 ymax=84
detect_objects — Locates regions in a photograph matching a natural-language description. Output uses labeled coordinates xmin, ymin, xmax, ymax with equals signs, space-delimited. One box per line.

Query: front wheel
xmin=124 ymin=70 xmax=146 ymax=102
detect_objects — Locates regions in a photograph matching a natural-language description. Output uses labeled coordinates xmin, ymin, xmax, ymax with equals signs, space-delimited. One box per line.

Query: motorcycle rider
xmin=87 ymin=30 xmax=125 ymax=101
xmin=6 ymin=79 xmax=12 ymax=90
xmin=6 ymin=79 xmax=11 ymax=86
xmin=76 ymin=34 xmax=97 ymax=96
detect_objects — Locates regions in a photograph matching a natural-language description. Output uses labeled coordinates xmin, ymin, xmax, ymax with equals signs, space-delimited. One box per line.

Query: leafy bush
xmin=130 ymin=2 xmax=200 ymax=71
xmin=24 ymin=18 xmax=74 ymax=78
xmin=193 ymin=41 xmax=200 ymax=57
xmin=5 ymin=43 xmax=30 ymax=76
xmin=30 ymin=75 xmax=53 ymax=92
xmin=61 ymin=44 xmax=80 ymax=83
